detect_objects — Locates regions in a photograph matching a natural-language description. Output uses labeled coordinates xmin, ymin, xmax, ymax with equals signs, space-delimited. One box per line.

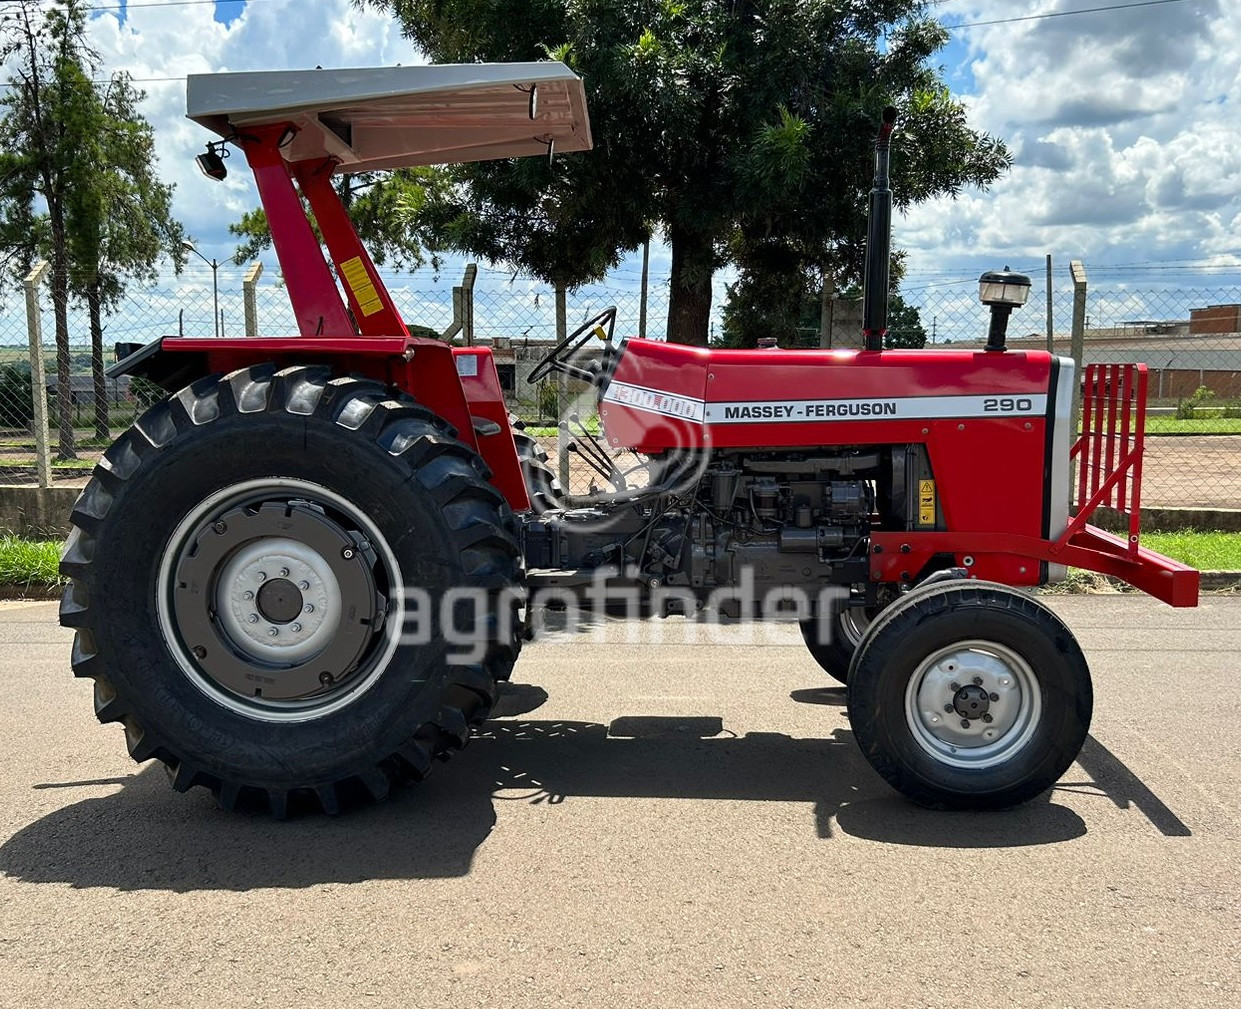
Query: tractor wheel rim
xmin=903 ymin=639 xmax=1042 ymax=770
xmin=156 ymin=478 xmax=403 ymax=723
xmin=839 ymin=607 xmax=872 ymax=647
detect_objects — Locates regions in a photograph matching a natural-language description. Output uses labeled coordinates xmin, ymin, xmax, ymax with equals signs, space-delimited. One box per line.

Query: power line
xmin=947 ymin=0 xmax=1201 ymax=32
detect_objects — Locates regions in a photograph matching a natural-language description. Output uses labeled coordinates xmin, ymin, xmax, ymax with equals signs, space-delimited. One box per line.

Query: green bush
xmin=537 ymin=380 xmax=559 ymax=422
xmin=1175 ymin=385 xmax=1215 ymax=420
xmin=0 ymin=365 xmax=35 ymax=429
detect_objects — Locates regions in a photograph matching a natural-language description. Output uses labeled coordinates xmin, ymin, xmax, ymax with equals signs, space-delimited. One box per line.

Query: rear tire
xmin=846 ymin=581 xmax=1092 ymax=810
xmin=60 ymin=365 xmax=522 ymax=815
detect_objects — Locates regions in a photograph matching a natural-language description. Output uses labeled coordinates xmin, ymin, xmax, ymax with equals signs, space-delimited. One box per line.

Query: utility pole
xmin=1045 ymin=254 xmax=1054 ymax=352
xmin=183 ymin=241 xmax=220 ymax=337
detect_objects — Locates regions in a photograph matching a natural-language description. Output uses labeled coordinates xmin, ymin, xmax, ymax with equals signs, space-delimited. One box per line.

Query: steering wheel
xmin=527 ymin=307 xmax=617 ymax=385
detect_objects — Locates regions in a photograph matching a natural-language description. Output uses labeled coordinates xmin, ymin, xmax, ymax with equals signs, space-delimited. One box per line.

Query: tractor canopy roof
xmin=186 ymin=62 xmax=592 ymax=173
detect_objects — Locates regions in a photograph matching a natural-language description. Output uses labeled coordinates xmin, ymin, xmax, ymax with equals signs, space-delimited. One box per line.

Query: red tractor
xmin=64 ymin=64 xmax=1198 ymax=816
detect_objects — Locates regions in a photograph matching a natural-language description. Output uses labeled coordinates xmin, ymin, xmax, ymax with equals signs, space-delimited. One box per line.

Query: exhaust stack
xmin=862 ymin=106 xmax=897 ymax=352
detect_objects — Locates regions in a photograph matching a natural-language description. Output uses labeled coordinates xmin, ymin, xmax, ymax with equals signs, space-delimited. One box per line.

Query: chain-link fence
xmin=3 ymin=259 xmax=1240 ymax=510
xmin=907 ymin=268 xmax=1241 ymax=511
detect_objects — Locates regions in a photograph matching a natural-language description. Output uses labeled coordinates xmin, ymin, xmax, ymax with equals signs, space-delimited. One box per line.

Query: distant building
xmin=1008 ymin=304 xmax=1241 ymax=400
xmin=45 ymin=374 xmax=133 ymax=406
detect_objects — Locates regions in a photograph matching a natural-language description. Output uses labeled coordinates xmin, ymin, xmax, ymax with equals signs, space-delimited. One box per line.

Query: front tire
xmin=846 ymin=581 xmax=1092 ymax=810
xmin=513 ymin=429 xmax=564 ymax=512
xmin=799 ymin=603 xmax=876 ymax=684
xmin=60 ymin=365 xmax=522 ymax=815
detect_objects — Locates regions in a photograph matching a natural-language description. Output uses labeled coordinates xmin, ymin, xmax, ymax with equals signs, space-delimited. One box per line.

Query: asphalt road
xmin=1 ymin=595 xmax=1238 ymax=1008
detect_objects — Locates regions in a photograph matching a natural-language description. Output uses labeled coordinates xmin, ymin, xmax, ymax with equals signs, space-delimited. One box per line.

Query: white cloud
xmin=902 ymin=0 xmax=1241 ymax=282
xmin=87 ymin=0 xmax=421 ymax=267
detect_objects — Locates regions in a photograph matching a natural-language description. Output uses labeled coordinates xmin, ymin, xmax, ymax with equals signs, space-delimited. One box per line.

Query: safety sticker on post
xmin=340 ymin=256 xmax=384 ymax=317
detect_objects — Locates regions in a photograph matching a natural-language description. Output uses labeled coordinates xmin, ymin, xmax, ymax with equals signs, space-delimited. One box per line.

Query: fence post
xmin=555 ymin=284 xmax=570 ymax=493
xmin=462 ymin=263 xmax=477 ymax=346
xmin=243 ymin=261 xmax=264 ymax=337
xmin=819 ymin=271 xmax=835 ymax=348
xmin=1045 ymin=254 xmax=1053 ymax=352
xmin=638 ymin=239 xmax=650 ymax=340
xmin=1070 ymin=259 xmax=1088 ymax=431
xmin=23 ymin=260 xmax=53 ymax=490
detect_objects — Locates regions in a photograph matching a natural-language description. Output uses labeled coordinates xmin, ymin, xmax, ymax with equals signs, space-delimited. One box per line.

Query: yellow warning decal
xmin=340 ymin=256 xmax=384 ymax=317
xmin=918 ymin=479 xmax=936 ymax=526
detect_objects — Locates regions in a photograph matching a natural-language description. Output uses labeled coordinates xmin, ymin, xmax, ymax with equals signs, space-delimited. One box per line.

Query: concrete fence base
xmin=1092 ymin=505 xmax=1241 ymax=532
xmin=0 ymin=485 xmax=83 ymax=539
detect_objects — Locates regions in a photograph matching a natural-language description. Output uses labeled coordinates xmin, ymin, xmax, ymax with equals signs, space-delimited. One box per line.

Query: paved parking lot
xmin=1 ymin=595 xmax=1238 ymax=1008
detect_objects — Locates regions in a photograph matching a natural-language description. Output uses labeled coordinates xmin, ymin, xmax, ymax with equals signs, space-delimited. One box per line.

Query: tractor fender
xmin=108 ymin=338 xmax=211 ymax=393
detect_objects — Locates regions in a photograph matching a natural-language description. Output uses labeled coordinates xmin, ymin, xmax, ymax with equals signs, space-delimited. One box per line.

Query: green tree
xmin=884 ymin=294 xmax=927 ymax=349
xmin=0 ymin=0 xmax=102 ymax=458
xmin=361 ymin=0 xmax=1008 ymax=345
xmin=721 ymin=283 xmax=925 ymax=349
xmin=67 ymin=71 xmax=186 ymax=439
xmin=229 ymin=167 xmax=449 ymax=271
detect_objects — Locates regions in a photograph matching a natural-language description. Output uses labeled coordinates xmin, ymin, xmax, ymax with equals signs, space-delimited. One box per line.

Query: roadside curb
xmin=1201 ymin=571 xmax=1241 ymax=591
xmin=0 ymin=584 xmax=62 ymax=601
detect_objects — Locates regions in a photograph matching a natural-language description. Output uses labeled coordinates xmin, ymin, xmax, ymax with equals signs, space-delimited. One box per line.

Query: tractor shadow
xmin=0 ymin=683 xmax=1187 ymax=892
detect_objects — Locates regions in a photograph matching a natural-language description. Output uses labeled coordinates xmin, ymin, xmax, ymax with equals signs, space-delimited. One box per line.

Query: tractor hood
xmin=186 ymin=62 xmax=592 ymax=172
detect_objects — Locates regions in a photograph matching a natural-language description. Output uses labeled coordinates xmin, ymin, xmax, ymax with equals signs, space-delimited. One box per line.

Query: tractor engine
xmin=522 ymin=450 xmax=878 ymax=614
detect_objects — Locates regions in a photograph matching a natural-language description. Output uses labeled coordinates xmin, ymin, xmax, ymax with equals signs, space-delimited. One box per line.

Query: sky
xmin=9 ymin=0 xmax=1241 ymax=342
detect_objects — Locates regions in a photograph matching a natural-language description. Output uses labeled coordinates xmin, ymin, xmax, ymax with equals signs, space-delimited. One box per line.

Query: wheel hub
xmin=256 ymin=578 xmax=303 ymax=623
xmin=952 ymin=683 xmax=991 ymax=720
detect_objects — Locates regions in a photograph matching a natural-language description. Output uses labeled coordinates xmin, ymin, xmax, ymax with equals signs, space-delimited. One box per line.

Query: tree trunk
xmin=89 ymin=283 xmax=108 ymax=440
xmin=48 ymin=214 xmax=76 ymax=461
xmin=665 ymin=223 xmax=715 ymax=346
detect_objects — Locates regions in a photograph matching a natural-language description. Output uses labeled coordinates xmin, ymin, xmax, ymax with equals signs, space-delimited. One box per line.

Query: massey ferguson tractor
xmin=62 ymin=63 xmax=1198 ymax=816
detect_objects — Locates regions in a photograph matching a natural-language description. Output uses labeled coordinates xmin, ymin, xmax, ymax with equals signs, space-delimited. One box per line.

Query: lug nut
xmin=267 ymin=627 xmax=279 ymax=637
xmin=212 ymin=520 xmax=227 ymax=534
xmin=248 ymin=613 xmax=259 ymax=624
xmin=192 ymin=645 xmax=207 ymax=659
xmin=960 ymin=719 xmax=971 ymax=729
xmin=319 ymin=671 xmax=334 ymax=686
xmin=257 ymin=571 xmax=267 ymax=582
xmin=304 ymin=603 xmax=315 ymax=614
xmin=973 ymin=676 xmax=983 ymax=686
xmin=242 ymin=590 xmax=254 ymax=601
xmin=299 ymin=580 xmax=310 ymax=590
xmin=990 ymin=692 xmax=1000 ymax=702
xmin=950 ymin=682 xmax=960 ymax=692
xmin=982 ymin=713 xmax=993 ymax=723
xmin=291 ymin=623 xmax=302 ymax=633
xmin=342 ymin=547 xmax=355 ymax=560
xmin=279 ymin=567 xmax=290 ymax=577
xmin=944 ymin=703 xmax=954 ymax=713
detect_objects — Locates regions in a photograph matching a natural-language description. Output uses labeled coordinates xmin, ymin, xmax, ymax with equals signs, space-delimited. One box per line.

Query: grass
xmin=1140 ymin=530 xmax=1241 ymax=570
xmin=1145 ymin=416 xmax=1241 ymax=435
xmin=0 ymin=536 xmax=63 ymax=589
xmin=0 ymin=529 xmax=1237 ymax=592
